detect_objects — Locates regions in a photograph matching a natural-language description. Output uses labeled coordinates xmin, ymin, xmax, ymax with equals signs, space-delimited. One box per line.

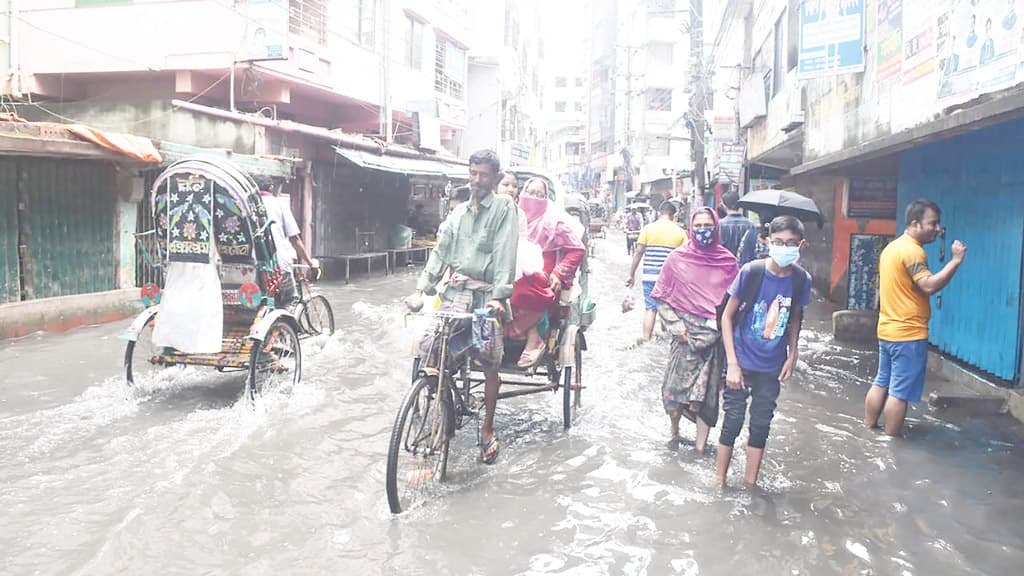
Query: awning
xmin=334 ymin=147 xmax=466 ymax=177
xmin=158 ymin=141 xmax=297 ymax=178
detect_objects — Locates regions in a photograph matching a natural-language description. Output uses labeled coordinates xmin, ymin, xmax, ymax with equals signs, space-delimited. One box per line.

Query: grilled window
xmin=289 ymin=0 xmax=328 ymax=46
xmin=435 ymin=37 xmax=466 ymax=99
xmin=646 ymin=87 xmax=672 ymax=111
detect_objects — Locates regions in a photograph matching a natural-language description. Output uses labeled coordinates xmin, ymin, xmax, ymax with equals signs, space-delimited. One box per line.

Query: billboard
xmin=799 ymin=0 xmax=866 ymax=77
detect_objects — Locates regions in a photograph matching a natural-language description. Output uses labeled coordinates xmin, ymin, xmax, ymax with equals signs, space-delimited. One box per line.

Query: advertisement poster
xmin=878 ymin=0 xmax=904 ymax=82
xmin=799 ymin=0 xmax=866 ymax=77
xmin=936 ymin=0 xmax=1024 ymax=105
xmin=848 ymin=234 xmax=894 ymax=310
xmin=243 ymin=0 xmax=288 ymax=62
xmin=718 ymin=143 xmax=745 ymax=184
xmin=903 ymin=0 xmax=938 ymax=84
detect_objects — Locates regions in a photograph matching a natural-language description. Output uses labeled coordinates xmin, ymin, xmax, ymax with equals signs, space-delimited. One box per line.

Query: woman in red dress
xmin=507 ymin=178 xmax=586 ymax=367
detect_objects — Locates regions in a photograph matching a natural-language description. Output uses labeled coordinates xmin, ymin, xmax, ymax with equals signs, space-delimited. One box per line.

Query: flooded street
xmin=3 ymin=231 xmax=1024 ymax=575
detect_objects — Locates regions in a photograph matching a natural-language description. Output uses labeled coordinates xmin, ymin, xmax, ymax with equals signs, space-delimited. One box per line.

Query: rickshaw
xmin=384 ymin=202 xmax=597 ymax=514
xmin=121 ymin=157 xmax=302 ymax=401
xmin=586 ymin=198 xmax=608 ymax=239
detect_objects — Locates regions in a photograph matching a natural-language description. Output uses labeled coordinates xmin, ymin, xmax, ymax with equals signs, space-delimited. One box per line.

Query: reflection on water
xmin=1 ymin=235 xmax=1023 ymax=575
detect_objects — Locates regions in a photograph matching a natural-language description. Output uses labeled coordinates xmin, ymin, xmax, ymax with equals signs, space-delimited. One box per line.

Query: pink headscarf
xmin=518 ymin=177 xmax=584 ymax=253
xmin=650 ymin=207 xmax=739 ymax=320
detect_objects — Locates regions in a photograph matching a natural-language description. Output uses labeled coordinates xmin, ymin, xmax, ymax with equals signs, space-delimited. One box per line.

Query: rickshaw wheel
xmin=386 ymin=376 xmax=453 ymax=514
xmin=562 ymin=331 xmax=585 ymax=430
xmin=300 ymin=295 xmax=335 ymax=336
xmin=125 ymin=316 xmax=164 ymax=387
xmin=247 ymin=319 xmax=302 ymax=400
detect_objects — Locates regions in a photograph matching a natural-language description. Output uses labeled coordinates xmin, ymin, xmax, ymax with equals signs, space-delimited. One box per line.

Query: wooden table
xmin=387 ymin=246 xmax=433 ymax=270
xmin=325 ymin=252 xmax=390 ymax=284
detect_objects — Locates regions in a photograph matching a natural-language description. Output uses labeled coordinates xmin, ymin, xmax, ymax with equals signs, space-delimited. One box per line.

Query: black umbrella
xmin=738 ymin=189 xmax=825 ymax=228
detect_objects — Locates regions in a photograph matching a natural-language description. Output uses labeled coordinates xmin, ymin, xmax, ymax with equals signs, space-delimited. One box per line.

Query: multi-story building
xmin=587 ymin=0 xmax=693 ymax=208
xmin=465 ymin=0 xmax=544 ymax=169
xmin=539 ymin=0 xmax=589 ymax=191
xmin=2 ymin=0 xmax=476 ymax=260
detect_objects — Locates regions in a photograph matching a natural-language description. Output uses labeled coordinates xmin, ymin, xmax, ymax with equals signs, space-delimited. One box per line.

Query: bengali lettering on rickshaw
xmin=166 ymin=175 xmax=215 ymax=263
xmin=214 ymin=192 xmax=256 ymax=264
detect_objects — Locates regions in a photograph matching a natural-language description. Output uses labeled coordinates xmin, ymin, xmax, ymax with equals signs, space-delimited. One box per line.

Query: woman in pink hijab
xmin=651 ymin=207 xmax=739 ymax=453
xmin=508 ymin=177 xmax=586 ymax=367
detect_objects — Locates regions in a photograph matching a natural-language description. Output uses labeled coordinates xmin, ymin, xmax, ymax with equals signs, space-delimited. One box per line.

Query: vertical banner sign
xmin=243 ymin=0 xmax=288 ymax=62
xmin=878 ymin=0 xmax=904 ymax=82
xmin=799 ymin=0 xmax=866 ymax=77
xmin=848 ymin=234 xmax=894 ymax=311
xmin=936 ymin=0 xmax=1024 ymax=105
xmin=718 ymin=143 xmax=745 ymax=184
xmin=167 ymin=175 xmax=215 ymax=263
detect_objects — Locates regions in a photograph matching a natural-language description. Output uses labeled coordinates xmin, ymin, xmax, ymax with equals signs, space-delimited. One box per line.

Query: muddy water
xmin=2 ymin=233 xmax=1023 ymax=575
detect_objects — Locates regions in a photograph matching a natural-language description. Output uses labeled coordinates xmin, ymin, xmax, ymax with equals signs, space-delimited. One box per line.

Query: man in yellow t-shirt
xmin=864 ymin=199 xmax=967 ymax=436
xmin=625 ymin=202 xmax=688 ymax=340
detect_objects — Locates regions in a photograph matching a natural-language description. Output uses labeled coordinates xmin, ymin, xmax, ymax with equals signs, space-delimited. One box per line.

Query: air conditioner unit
xmin=782 ymin=87 xmax=805 ymax=133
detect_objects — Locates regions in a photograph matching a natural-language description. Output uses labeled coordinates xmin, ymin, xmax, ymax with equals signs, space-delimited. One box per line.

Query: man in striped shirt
xmin=626 ymin=202 xmax=688 ymax=340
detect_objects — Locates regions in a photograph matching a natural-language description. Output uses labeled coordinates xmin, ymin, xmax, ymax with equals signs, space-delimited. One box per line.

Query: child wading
xmin=716 ymin=215 xmax=812 ymax=487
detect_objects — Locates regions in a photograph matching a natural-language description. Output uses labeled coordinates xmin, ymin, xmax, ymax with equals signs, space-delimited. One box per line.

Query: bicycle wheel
xmin=124 ymin=316 xmax=163 ymax=386
xmin=247 ymin=319 xmax=302 ymax=401
xmin=301 ymin=295 xmax=335 ymax=336
xmin=386 ymin=376 xmax=454 ymax=514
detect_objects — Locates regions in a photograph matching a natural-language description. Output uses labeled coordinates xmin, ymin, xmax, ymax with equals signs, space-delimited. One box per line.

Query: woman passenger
xmin=507 ymin=177 xmax=586 ymax=368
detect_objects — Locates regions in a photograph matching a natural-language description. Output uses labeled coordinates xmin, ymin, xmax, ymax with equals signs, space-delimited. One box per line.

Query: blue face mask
xmin=769 ymin=245 xmax=800 ymax=267
xmin=693 ymin=228 xmax=715 ymax=247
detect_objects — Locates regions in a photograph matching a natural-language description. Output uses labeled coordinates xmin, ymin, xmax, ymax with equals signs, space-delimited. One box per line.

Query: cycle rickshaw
xmin=586 ymin=199 xmax=608 ymax=239
xmin=385 ymin=206 xmax=597 ymax=514
xmin=120 ymin=157 xmax=317 ymax=401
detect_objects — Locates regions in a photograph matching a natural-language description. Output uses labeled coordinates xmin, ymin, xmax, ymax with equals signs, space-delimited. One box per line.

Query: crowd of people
xmin=406 ymin=148 xmax=967 ymax=486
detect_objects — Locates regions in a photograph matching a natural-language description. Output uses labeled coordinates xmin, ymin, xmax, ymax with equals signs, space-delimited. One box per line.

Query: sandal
xmin=479 ymin=436 xmax=500 ymax=465
xmin=517 ymin=345 xmax=545 ymax=368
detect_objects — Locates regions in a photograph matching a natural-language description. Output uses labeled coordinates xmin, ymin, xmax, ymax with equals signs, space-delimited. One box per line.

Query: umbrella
xmin=738 ymin=189 xmax=825 ymax=228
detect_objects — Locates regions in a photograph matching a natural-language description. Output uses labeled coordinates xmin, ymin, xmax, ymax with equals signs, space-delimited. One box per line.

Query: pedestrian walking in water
xmin=717 ymin=216 xmax=812 ymax=487
xmin=864 ymin=200 xmax=967 ymax=436
xmin=651 ymin=207 xmax=738 ymax=454
xmin=625 ymin=202 xmax=688 ymax=341
xmin=718 ymin=189 xmax=758 ymax=266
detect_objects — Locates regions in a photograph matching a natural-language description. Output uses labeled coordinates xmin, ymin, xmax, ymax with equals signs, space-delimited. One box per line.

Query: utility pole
xmin=380 ymin=0 xmax=393 ymax=142
xmin=689 ymin=0 xmax=705 ymax=208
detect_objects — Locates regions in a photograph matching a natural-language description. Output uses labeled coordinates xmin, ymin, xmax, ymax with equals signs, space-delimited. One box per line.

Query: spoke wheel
xmin=299 ymin=295 xmax=335 ymax=336
xmin=386 ymin=376 xmax=453 ymax=514
xmin=124 ymin=316 xmax=165 ymax=386
xmin=247 ymin=319 xmax=301 ymax=401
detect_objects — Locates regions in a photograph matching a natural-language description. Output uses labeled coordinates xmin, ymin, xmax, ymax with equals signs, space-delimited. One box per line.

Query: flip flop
xmin=516 ymin=346 xmax=545 ymax=369
xmin=479 ymin=436 xmax=500 ymax=465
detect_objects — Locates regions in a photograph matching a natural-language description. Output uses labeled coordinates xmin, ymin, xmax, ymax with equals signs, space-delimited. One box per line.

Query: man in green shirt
xmin=410 ymin=149 xmax=518 ymax=464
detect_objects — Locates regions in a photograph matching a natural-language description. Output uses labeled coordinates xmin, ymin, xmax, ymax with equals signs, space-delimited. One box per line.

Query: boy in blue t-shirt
xmin=716 ymin=215 xmax=812 ymax=488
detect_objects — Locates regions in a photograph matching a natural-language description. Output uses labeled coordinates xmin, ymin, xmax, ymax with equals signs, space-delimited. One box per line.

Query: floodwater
xmin=2 ymin=231 xmax=1023 ymax=575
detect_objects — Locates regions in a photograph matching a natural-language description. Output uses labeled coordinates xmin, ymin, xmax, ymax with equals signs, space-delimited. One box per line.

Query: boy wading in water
xmin=716 ymin=216 xmax=812 ymax=487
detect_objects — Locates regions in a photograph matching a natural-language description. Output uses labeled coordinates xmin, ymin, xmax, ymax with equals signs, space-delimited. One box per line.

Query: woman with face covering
xmin=507 ymin=177 xmax=586 ymax=368
xmin=650 ymin=207 xmax=739 ymax=453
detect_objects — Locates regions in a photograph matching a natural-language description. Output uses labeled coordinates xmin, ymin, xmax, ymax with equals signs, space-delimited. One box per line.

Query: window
xmin=575 ymin=77 xmax=584 ymax=88
xmin=647 ymin=0 xmax=675 ymax=17
xmin=403 ymin=14 xmax=424 ymax=69
xmin=646 ymin=87 xmax=672 ymax=111
xmin=555 ymin=101 xmax=567 ymax=113
xmin=291 ymin=0 xmax=329 ymax=46
xmin=574 ymin=102 xmax=583 ymax=112
xmin=336 ymin=0 xmax=377 ymax=49
xmin=772 ymin=12 xmax=785 ymax=97
xmin=648 ymin=42 xmax=674 ymax=66
xmin=556 ymin=76 xmax=567 ymax=88
xmin=788 ymin=0 xmax=799 ymax=71
xmin=435 ymin=37 xmax=466 ymax=99
xmin=565 ymin=142 xmax=583 ymax=156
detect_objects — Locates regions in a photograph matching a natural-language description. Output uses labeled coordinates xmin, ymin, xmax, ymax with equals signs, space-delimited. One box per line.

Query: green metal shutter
xmin=22 ymin=159 xmax=116 ymax=299
xmin=0 ymin=160 xmax=18 ymax=304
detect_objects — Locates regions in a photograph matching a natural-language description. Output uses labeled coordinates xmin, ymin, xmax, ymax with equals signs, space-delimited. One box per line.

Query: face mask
xmin=519 ymin=195 xmax=547 ymax=221
xmin=769 ymin=245 xmax=800 ymax=268
xmin=692 ymin=228 xmax=715 ymax=247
